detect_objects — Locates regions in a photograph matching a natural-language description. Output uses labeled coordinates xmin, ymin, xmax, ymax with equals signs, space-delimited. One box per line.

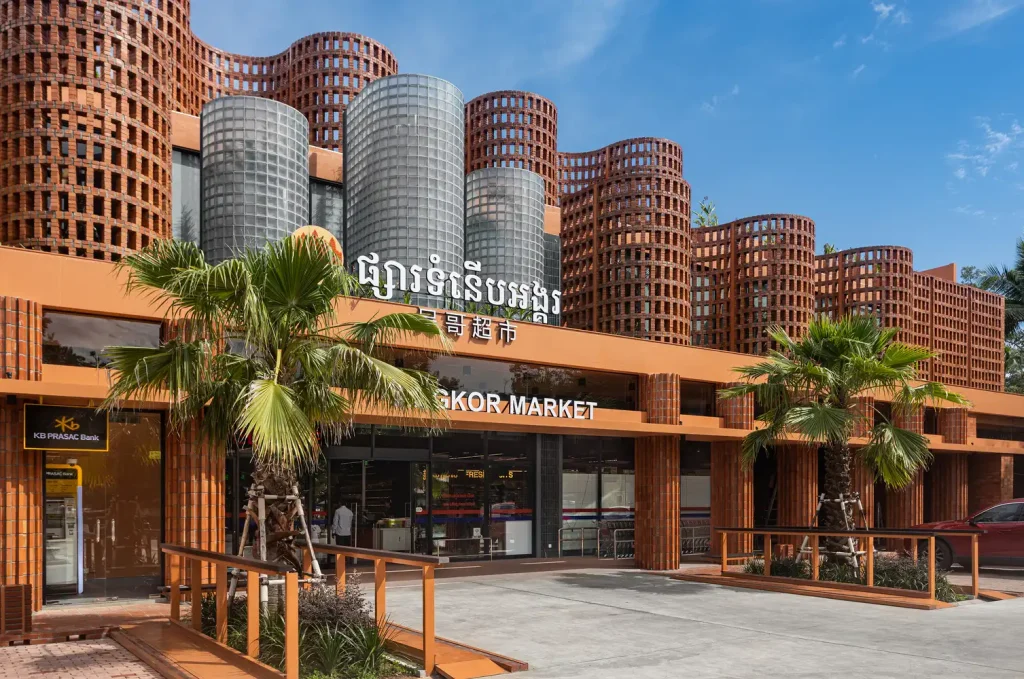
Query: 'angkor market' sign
xmin=357 ymin=253 xmax=561 ymax=324
xmin=439 ymin=389 xmax=598 ymax=420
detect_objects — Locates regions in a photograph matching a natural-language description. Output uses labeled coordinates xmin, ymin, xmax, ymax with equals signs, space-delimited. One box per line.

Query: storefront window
xmin=680 ymin=380 xmax=717 ymax=417
xmin=488 ymin=433 xmax=533 ymax=556
xmin=561 ymin=437 xmax=635 ymax=555
xmin=680 ymin=440 xmax=711 ymax=554
xmin=45 ymin=411 xmax=162 ymax=602
xmin=42 ymin=311 xmax=161 ymax=367
xmin=387 ymin=350 xmax=638 ymax=409
xmin=432 ymin=432 xmax=486 ymax=558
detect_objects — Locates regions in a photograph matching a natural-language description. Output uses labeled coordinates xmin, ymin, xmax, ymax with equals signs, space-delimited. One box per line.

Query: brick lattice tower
xmin=560 ymin=138 xmax=691 ymax=343
xmin=465 ymin=90 xmax=558 ymax=206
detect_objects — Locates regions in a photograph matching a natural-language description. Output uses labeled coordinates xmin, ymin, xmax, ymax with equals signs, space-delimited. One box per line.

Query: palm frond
xmin=785 ymin=403 xmax=852 ymax=443
xmin=235 ymin=379 xmax=319 ymax=470
xmin=342 ymin=312 xmax=451 ymax=357
xmin=859 ymin=422 xmax=932 ymax=488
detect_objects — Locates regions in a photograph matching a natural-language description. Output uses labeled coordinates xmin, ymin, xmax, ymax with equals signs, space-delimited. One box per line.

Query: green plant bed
xmin=184 ymin=585 xmax=415 ymax=678
xmin=743 ymin=555 xmax=963 ymax=603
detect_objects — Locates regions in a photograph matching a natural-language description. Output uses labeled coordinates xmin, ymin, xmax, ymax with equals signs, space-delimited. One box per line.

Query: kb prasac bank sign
xmin=439 ymin=389 xmax=598 ymax=420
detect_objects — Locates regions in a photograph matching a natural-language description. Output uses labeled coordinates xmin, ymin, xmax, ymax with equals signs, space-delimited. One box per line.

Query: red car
xmin=915 ymin=499 xmax=1024 ymax=570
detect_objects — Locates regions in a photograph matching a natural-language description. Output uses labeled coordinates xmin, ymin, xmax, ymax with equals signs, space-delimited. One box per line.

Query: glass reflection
xmin=42 ymin=312 xmax=161 ymax=367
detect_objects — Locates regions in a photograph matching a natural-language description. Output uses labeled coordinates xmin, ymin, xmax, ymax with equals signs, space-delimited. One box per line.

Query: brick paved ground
xmin=0 ymin=638 xmax=160 ymax=679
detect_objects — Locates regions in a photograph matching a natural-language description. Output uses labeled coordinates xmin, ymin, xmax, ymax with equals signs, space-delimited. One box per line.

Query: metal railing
xmin=714 ymin=526 xmax=986 ymax=601
xmin=300 ymin=542 xmax=448 ymax=676
xmin=681 ymin=521 xmax=711 ymax=555
xmin=162 ymin=544 xmax=300 ymax=679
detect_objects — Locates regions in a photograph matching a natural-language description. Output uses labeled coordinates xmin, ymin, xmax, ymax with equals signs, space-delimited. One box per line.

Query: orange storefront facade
xmin=2 ymin=245 xmax=1024 ymax=610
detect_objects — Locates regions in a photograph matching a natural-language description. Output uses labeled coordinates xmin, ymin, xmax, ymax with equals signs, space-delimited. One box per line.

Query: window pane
xmin=42 ymin=311 xmax=161 ymax=367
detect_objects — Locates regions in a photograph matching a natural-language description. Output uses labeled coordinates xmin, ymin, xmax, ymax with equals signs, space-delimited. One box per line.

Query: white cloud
xmin=852 ymin=64 xmax=867 ymax=78
xmin=894 ymin=9 xmax=911 ymax=25
xmin=945 ymin=117 xmax=1023 ymax=180
xmin=861 ymin=33 xmax=875 ymax=44
xmin=937 ymin=0 xmax=1023 ymax=37
xmin=833 ymin=34 xmax=847 ymax=48
xmin=547 ymin=0 xmax=630 ymax=71
xmin=701 ymin=83 xmax=741 ymax=114
xmin=954 ymin=205 xmax=986 ymax=216
xmin=872 ymin=2 xmax=895 ymax=20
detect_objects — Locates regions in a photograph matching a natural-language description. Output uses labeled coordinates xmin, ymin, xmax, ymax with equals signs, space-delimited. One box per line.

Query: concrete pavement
xmin=385 ymin=567 xmax=1024 ymax=678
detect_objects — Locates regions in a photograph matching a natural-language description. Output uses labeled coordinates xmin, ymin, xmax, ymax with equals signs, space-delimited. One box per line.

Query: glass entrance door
xmin=45 ymin=411 xmax=163 ymax=603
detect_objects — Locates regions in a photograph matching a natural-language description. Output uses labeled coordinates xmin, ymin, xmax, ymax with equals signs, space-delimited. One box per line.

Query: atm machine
xmin=44 ymin=465 xmax=83 ymax=595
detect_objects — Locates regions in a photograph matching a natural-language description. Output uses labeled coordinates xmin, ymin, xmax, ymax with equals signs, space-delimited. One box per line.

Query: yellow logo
xmin=53 ymin=416 xmax=80 ymax=433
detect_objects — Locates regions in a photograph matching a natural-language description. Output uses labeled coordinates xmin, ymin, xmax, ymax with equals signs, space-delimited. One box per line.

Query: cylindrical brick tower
xmin=192 ymin=32 xmax=398 ymax=151
xmin=199 ymin=97 xmax=309 ymax=264
xmin=344 ymin=74 xmax=465 ymax=305
xmin=691 ymin=214 xmax=815 ymax=353
xmin=559 ymin=138 xmax=691 ymax=344
xmin=465 ymin=91 xmax=558 ymax=206
xmin=464 ymin=167 xmax=546 ymax=291
xmin=0 ymin=0 xmax=174 ymax=260
xmin=814 ymin=245 xmax=915 ymax=339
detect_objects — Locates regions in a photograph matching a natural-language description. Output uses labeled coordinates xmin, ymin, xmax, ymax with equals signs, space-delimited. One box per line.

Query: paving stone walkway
xmin=0 ymin=638 xmax=160 ymax=679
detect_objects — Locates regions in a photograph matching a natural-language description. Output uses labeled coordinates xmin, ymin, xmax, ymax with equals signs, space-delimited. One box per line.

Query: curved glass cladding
xmin=344 ymin=74 xmax=465 ymax=304
xmin=200 ymin=97 xmax=310 ymax=264
xmin=465 ymin=168 xmax=545 ymax=289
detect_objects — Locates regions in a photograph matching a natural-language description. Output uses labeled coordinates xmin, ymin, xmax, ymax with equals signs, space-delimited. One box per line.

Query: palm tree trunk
xmin=250 ymin=460 xmax=302 ymax=613
xmin=821 ymin=441 xmax=854 ymax=562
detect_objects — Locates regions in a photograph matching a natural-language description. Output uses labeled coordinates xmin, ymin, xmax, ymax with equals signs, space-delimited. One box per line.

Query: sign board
xmin=438 ymin=389 xmax=598 ymax=420
xmin=45 ymin=465 xmax=82 ymax=496
xmin=24 ymin=405 xmax=109 ymax=452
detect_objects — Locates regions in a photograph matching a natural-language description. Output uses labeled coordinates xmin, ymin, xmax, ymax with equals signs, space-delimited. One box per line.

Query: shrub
xmin=743 ymin=553 xmax=961 ymax=603
xmin=298 ymin=582 xmax=371 ymax=630
xmin=743 ymin=556 xmax=809 ymax=579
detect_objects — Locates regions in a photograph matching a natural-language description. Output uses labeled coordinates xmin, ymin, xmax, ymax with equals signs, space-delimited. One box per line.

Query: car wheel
xmin=930 ymin=539 xmax=954 ymax=571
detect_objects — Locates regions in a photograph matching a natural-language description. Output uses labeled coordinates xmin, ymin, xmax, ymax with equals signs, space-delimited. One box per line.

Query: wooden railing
xmin=715 ymin=527 xmax=985 ymax=601
xmin=299 ymin=542 xmax=449 ymax=676
xmin=161 ymin=544 xmax=299 ymax=679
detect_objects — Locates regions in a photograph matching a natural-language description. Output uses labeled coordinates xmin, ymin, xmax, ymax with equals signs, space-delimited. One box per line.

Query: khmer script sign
xmin=357 ymin=253 xmax=561 ymax=324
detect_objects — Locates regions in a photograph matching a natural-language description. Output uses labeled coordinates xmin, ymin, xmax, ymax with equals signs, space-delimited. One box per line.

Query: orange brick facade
xmin=0 ymin=402 xmax=43 ymax=612
xmin=559 ymin=138 xmax=692 ymax=344
xmin=692 ymin=214 xmax=816 ymax=353
xmin=634 ymin=374 xmax=682 ymax=570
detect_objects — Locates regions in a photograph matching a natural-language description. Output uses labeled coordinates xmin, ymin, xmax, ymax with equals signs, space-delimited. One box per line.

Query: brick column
xmin=0 ymin=296 xmax=42 ymax=380
xmin=849 ymin=397 xmax=875 ymax=527
xmin=710 ymin=384 xmax=754 ymax=556
xmin=0 ymin=297 xmax=44 ymax=611
xmin=0 ymin=402 xmax=44 ymax=611
xmin=165 ymin=419 xmax=226 ymax=586
xmin=634 ymin=374 xmax=680 ymax=570
xmin=928 ymin=454 xmax=969 ymax=521
xmin=968 ymin=454 xmax=1014 ymax=513
xmin=929 ymin=408 xmax=970 ymax=522
xmin=710 ymin=442 xmax=753 ymax=556
xmin=885 ymin=408 xmax=924 ymax=535
xmin=776 ymin=443 xmax=818 ymax=545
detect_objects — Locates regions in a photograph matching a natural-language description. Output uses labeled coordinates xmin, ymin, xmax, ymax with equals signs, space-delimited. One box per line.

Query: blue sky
xmin=192 ymin=0 xmax=1024 ymax=272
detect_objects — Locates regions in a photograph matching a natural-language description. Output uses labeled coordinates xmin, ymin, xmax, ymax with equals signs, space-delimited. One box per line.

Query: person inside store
xmin=332 ymin=502 xmax=354 ymax=548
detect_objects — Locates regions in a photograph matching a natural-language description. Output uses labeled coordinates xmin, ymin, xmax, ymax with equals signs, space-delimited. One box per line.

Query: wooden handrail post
xmin=191 ymin=558 xmax=204 ymax=632
xmin=336 ymin=550 xmax=347 ymax=596
xmin=719 ymin=531 xmax=727 ymax=573
xmin=971 ymin=535 xmax=980 ymax=598
xmin=168 ymin=553 xmax=181 ymax=622
xmin=865 ymin=536 xmax=874 ymax=587
xmin=215 ymin=563 xmax=228 ymax=644
xmin=285 ymin=571 xmax=299 ymax=679
xmin=246 ymin=570 xmax=260 ymax=658
xmin=764 ymin=533 xmax=772 ymax=577
xmin=811 ymin=539 xmax=819 ymax=581
xmin=374 ymin=558 xmax=387 ymax=627
xmin=926 ymin=536 xmax=936 ymax=601
xmin=422 ymin=565 xmax=436 ymax=676
xmin=910 ymin=538 xmax=918 ymax=563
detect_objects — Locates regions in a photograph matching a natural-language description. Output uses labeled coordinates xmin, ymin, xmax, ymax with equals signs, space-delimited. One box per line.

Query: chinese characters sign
xmin=419 ymin=308 xmax=518 ymax=344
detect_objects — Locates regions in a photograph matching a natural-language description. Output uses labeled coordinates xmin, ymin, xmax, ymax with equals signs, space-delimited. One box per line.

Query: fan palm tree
xmin=978 ymin=237 xmax=1024 ymax=336
xmin=102 ymin=236 xmax=448 ymax=568
xmin=719 ymin=316 xmax=969 ymax=537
